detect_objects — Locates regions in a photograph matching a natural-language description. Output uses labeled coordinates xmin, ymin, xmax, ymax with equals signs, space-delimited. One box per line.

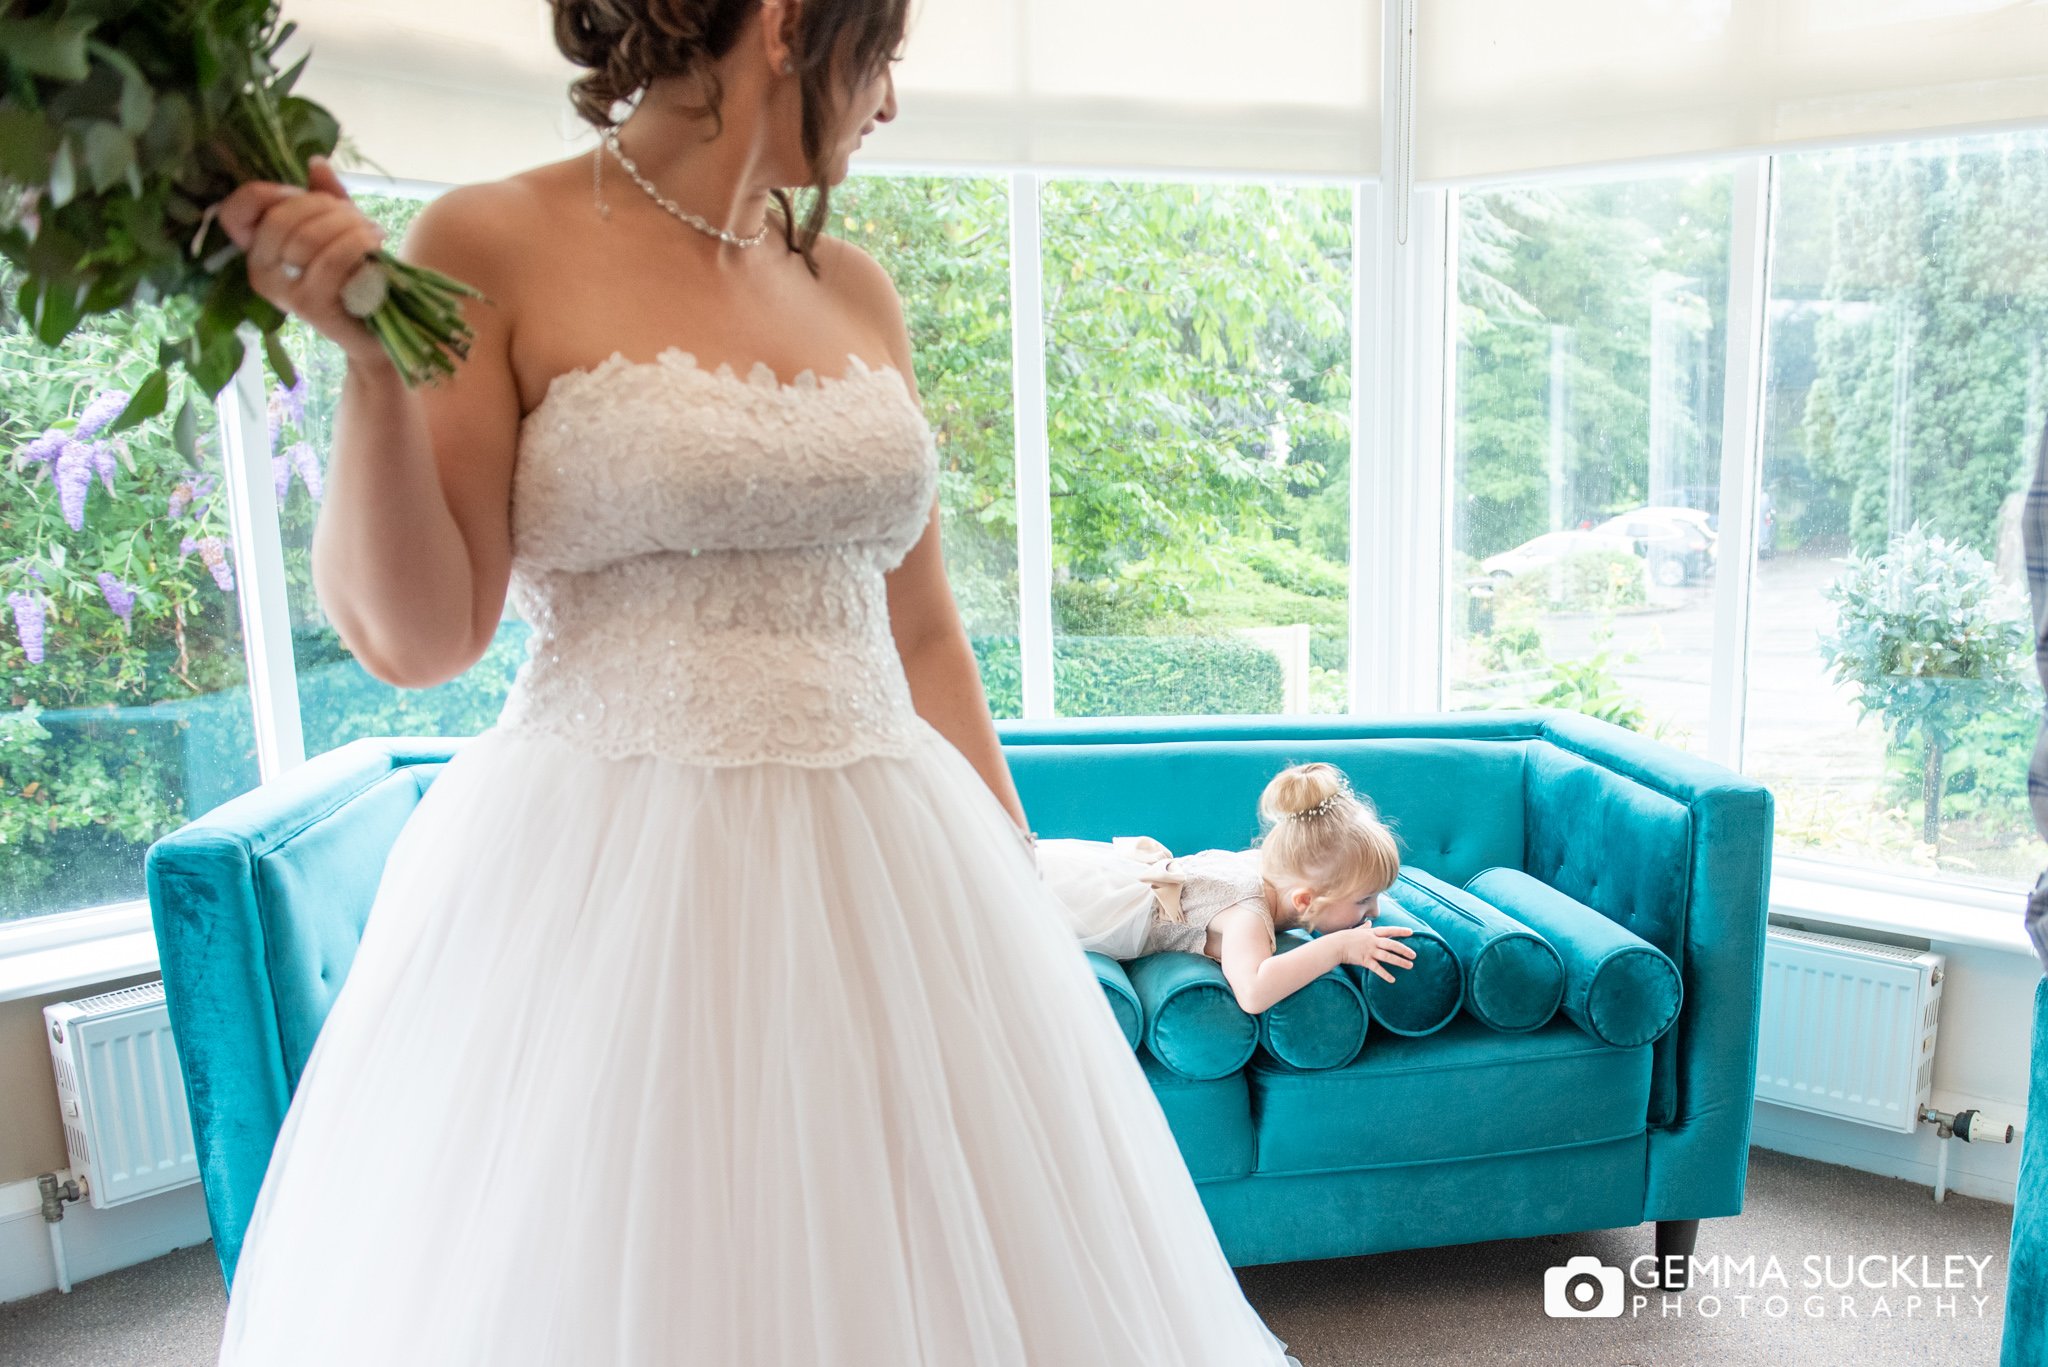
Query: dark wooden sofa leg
xmin=1655 ymin=1219 xmax=1701 ymax=1290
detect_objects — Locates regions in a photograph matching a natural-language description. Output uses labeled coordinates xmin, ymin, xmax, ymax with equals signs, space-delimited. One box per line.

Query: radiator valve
xmin=1919 ymin=1105 xmax=2014 ymax=1144
xmin=36 ymin=1172 xmax=83 ymax=1222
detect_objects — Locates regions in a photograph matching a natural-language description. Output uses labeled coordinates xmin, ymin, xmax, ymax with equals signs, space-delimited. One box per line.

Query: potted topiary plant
xmin=1819 ymin=525 xmax=2031 ymax=852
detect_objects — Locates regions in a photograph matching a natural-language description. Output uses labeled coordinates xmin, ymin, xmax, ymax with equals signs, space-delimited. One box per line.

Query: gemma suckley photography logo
xmin=1542 ymin=1252 xmax=2000 ymax=1320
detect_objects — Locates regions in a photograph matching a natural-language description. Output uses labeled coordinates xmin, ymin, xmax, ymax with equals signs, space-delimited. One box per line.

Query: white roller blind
xmin=283 ymin=0 xmax=1380 ymax=183
xmin=283 ymin=0 xmax=596 ymax=186
xmin=812 ymin=0 xmax=1379 ymax=176
xmin=1420 ymin=0 xmax=2048 ymax=185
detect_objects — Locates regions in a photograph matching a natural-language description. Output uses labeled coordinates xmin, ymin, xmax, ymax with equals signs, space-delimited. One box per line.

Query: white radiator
xmin=44 ymin=981 xmax=200 ymax=1208
xmin=1754 ymin=927 xmax=1944 ymax=1134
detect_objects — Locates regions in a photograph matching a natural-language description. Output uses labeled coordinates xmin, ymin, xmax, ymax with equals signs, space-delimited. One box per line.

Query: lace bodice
xmin=496 ymin=349 xmax=938 ymax=767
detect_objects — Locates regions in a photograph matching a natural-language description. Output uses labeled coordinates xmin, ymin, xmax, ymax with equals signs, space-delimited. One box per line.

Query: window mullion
xmin=1706 ymin=155 xmax=1776 ymax=771
xmin=216 ymin=337 xmax=307 ymax=779
xmin=1009 ymin=171 xmax=1056 ymax=720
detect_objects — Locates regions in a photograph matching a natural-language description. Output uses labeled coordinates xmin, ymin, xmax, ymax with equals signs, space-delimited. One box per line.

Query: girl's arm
xmin=1214 ymin=908 xmax=1344 ymax=1015
xmin=1216 ymin=912 xmax=1418 ymax=1014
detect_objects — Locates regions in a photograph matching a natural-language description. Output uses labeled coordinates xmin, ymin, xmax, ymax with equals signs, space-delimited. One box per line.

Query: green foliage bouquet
xmin=0 ymin=0 xmax=477 ymax=446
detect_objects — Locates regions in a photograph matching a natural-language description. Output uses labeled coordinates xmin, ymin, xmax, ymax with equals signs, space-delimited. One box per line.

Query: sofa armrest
xmin=145 ymin=736 xmax=459 ymax=1288
xmin=1524 ymin=712 xmax=1773 ymax=1222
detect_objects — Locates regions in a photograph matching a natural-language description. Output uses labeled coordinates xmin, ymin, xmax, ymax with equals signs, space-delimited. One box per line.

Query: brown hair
xmin=550 ymin=0 xmax=908 ymax=272
xmin=1256 ymin=763 xmax=1401 ymax=913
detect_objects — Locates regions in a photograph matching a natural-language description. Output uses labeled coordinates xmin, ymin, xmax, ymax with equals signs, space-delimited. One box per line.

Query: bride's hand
xmin=215 ymin=155 xmax=389 ymax=369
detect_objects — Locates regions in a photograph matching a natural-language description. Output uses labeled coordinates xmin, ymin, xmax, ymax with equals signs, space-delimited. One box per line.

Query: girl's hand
xmin=215 ymin=155 xmax=389 ymax=369
xmin=1331 ymin=923 xmax=1417 ymax=983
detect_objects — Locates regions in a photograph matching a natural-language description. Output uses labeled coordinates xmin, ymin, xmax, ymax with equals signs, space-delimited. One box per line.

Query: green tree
xmin=1039 ymin=181 xmax=1351 ymax=600
xmin=1801 ymin=138 xmax=2048 ymax=557
xmin=1818 ymin=526 xmax=2030 ymax=848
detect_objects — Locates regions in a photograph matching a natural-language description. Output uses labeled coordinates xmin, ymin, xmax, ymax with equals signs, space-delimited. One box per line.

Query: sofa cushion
xmin=1126 ymin=951 xmax=1260 ymax=1080
xmin=1466 ymin=868 xmax=1683 ymax=1049
xmin=1349 ymin=897 xmax=1464 ymax=1036
xmin=1247 ymin=1014 xmax=1652 ymax=1177
xmin=1086 ymin=951 xmax=1143 ymax=1048
xmin=1395 ymin=869 xmax=1563 ymax=1032
xmin=1139 ymin=1053 xmax=1255 ymax=1182
xmin=1258 ymin=934 xmax=1369 ymax=1071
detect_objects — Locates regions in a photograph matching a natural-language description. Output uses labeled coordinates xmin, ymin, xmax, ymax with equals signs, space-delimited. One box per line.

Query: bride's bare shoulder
xmin=808 ymin=233 xmax=910 ymax=358
xmin=398 ymin=160 xmax=590 ymax=288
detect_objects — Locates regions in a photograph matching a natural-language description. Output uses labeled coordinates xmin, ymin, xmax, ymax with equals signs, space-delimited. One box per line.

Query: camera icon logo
xmin=1544 ymin=1255 xmax=1625 ymax=1318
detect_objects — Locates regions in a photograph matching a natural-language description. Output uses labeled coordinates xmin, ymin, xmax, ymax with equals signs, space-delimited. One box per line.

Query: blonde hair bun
xmin=1256 ymin=762 xmax=1400 ymax=905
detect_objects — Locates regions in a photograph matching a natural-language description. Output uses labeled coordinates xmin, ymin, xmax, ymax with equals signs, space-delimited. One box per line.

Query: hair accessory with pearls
xmin=1291 ymin=793 xmax=1343 ymax=822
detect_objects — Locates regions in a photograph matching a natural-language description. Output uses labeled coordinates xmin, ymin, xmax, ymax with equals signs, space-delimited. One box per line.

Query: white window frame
xmin=7 ymin=146 xmax=2043 ymax=979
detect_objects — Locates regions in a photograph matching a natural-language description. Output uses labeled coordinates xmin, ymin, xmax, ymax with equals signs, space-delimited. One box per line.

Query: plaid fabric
xmin=2026 ymin=419 xmax=2048 ymax=970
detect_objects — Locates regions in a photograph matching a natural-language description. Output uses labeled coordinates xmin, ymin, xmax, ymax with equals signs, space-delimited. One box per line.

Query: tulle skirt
xmin=216 ymin=722 xmax=1293 ymax=1365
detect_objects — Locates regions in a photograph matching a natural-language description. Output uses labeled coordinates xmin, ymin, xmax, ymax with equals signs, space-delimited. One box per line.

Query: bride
xmin=211 ymin=0 xmax=1303 ymax=1362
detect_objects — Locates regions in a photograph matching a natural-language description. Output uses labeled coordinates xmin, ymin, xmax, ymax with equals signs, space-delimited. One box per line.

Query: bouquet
xmin=0 ymin=0 xmax=479 ymax=450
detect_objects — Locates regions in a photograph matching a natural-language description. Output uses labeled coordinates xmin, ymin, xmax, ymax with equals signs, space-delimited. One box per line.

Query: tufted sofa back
xmin=150 ymin=709 xmax=1758 ymax=1290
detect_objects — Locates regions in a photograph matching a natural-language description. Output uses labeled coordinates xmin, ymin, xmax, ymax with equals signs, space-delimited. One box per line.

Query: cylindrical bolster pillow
xmin=1465 ymin=867 xmax=1683 ymax=1049
xmin=1086 ymin=951 xmax=1143 ymax=1049
xmin=1124 ymin=951 xmax=1259 ymax=1081
xmin=1394 ymin=869 xmax=1563 ymax=1033
xmin=1347 ymin=898 xmax=1464 ymax=1037
xmin=1260 ymin=931 xmax=1370 ymax=1071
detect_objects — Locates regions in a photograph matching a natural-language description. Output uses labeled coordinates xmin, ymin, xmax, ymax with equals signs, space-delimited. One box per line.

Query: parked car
xmin=1479 ymin=528 xmax=1639 ymax=580
xmin=1662 ymin=483 xmax=1778 ymax=559
xmin=1592 ymin=506 xmax=1717 ymax=587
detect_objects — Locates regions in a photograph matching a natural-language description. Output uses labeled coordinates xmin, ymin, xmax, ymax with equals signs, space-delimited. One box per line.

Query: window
xmin=833 ymin=174 xmax=1019 ymax=715
xmin=1447 ymin=168 xmax=1735 ymax=749
xmin=1 ymin=300 xmax=260 ymax=922
xmin=1040 ymin=179 xmax=1354 ymax=717
xmin=1747 ymin=129 xmax=2048 ymax=889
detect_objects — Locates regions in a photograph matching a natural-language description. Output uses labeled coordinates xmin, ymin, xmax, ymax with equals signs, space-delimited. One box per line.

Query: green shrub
xmin=1819 ymin=526 xmax=2031 ymax=848
xmin=974 ymin=634 xmax=1284 ymax=717
xmin=1492 ymin=549 xmax=1647 ymax=615
xmin=1237 ymin=538 xmax=1347 ymax=600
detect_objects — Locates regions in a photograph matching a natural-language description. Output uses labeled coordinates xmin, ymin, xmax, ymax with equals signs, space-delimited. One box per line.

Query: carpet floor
xmin=0 ymin=1147 xmax=2016 ymax=1365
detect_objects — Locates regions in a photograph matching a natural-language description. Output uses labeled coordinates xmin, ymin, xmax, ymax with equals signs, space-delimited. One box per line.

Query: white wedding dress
xmin=216 ymin=350 xmax=1297 ymax=1365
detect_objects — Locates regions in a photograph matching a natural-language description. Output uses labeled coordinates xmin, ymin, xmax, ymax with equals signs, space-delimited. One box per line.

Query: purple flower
xmin=18 ymin=427 xmax=64 ymax=469
xmin=74 ymin=389 xmax=129 ymax=440
xmin=8 ymin=591 xmax=44 ymax=664
xmin=268 ymin=375 xmax=309 ymax=446
xmin=167 ymin=483 xmax=192 ymax=519
xmin=286 ymin=442 xmax=323 ymax=501
xmin=89 ymin=441 xmax=117 ymax=494
xmin=195 ymin=536 xmax=234 ymax=593
xmin=54 ymin=443 xmax=93 ymax=531
xmin=97 ymin=572 xmax=135 ymax=626
xmin=272 ymin=451 xmax=291 ymax=501
xmin=179 ymin=535 xmax=198 ymax=558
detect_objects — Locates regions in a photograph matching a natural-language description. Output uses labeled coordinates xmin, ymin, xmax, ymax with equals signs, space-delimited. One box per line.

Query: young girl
xmin=1040 ymin=762 xmax=1417 ymax=1014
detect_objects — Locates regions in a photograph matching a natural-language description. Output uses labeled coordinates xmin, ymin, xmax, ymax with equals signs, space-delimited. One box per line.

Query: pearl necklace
xmin=599 ymin=128 xmax=772 ymax=249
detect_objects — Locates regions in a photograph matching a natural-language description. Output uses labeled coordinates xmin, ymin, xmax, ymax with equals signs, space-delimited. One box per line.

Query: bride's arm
xmin=829 ymin=242 xmax=1030 ymax=831
xmin=888 ymin=503 xmax=1029 ymax=831
xmin=218 ymin=170 xmax=521 ymax=690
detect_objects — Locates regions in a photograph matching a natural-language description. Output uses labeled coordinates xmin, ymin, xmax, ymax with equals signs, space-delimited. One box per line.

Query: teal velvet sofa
xmin=2006 ymin=974 xmax=2047 ymax=1366
xmin=147 ymin=711 xmax=1772 ymax=1290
